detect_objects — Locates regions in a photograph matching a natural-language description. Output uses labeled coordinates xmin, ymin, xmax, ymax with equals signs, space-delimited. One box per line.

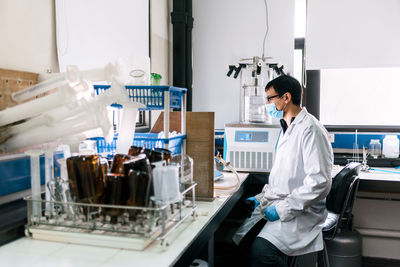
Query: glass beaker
xmin=47 ymin=176 xmax=75 ymax=216
xmin=170 ymin=154 xmax=194 ymax=185
xmin=244 ymin=93 xmax=267 ymax=123
xmin=239 ymin=61 xmax=270 ymax=123
xmin=128 ymin=69 xmax=148 ymax=85
xmin=369 ymin=139 xmax=381 ymax=159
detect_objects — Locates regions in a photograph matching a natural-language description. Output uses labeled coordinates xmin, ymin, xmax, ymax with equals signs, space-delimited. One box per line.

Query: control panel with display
xmin=235 ymin=131 xmax=269 ymax=143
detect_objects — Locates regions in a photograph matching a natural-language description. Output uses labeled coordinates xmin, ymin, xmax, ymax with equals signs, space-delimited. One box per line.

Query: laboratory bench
xmin=0 ymin=172 xmax=251 ymax=267
xmin=332 ymin=166 xmax=400 ymax=193
xmin=332 ymin=165 xmax=400 ymax=262
xmin=2 ymin=167 xmax=400 ymax=266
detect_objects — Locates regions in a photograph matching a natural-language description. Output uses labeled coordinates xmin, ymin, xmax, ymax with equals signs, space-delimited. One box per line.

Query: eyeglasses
xmin=266 ymin=94 xmax=280 ymax=102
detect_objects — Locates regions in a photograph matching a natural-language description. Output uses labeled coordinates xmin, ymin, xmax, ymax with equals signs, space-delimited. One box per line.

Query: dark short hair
xmin=265 ymin=75 xmax=302 ymax=105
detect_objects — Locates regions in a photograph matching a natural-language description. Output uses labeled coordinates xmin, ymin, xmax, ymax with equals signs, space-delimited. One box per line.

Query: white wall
xmin=55 ymin=0 xmax=149 ymax=74
xmin=306 ymin=0 xmax=400 ymax=69
xmin=0 ymin=0 xmax=168 ymax=82
xmin=150 ymin=0 xmax=170 ymax=85
xmin=0 ymin=0 xmax=59 ymax=74
xmin=320 ymin=67 xmax=400 ymax=126
xmin=193 ymin=0 xmax=295 ymax=129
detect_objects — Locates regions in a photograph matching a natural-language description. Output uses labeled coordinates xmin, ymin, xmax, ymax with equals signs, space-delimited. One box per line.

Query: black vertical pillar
xmin=185 ymin=0 xmax=193 ymax=111
xmin=171 ymin=0 xmax=193 ymax=111
xmin=304 ymin=70 xmax=321 ymax=119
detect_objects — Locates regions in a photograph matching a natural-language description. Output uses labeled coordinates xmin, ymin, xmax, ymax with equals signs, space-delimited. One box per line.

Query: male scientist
xmin=233 ymin=75 xmax=333 ymax=267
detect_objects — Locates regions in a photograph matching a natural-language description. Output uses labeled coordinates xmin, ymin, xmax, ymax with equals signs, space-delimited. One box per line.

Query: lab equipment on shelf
xmin=382 ymin=135 xmax=399 ymax=158
xmin=224 ymin=123 xmax=281 ymax=172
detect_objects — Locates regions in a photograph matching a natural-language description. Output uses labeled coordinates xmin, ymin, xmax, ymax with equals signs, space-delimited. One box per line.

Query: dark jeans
xmin=250 ymin=237 xmax=291 ymax=267
xmin=237 ymin=219 xmax=267 ymax=266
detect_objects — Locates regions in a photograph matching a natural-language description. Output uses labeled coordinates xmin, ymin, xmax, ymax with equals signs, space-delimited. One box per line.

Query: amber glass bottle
xmin=66 ymin=155 xmax=105 ymax=204
xmin=109 ymin=154 xmax=131 ymax=175
xmin=150 ymin=148 xmax=172 ymax=164
xmin=123 ymin=154 xmax=154 ymax=207
xmin=104 ymin=173 xmax=128 ymax=222
xmin=128 ymin=146 xmax=143 ymax=156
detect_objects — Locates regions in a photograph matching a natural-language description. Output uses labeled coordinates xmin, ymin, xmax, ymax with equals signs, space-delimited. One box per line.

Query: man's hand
xmin=247 ymin=197 xmax=260 ymax=209
xmin=264 ymin=205 xmax=280 ymax=221
xmin=237 ymin=197 xmax=259 ymax=218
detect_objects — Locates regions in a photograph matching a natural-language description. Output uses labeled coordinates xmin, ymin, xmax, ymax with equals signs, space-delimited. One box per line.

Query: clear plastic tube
xmin=214 ymin=155 xmax=240 ymax=193
xmin=0 ymin=97 xmax=94 ymax=143
xmin=44 ymin=150 xmax=54 ymax=214
xmin=0 ymin=90 xmax=68 ymax=127
xmin=1 ymin=114 xmax=53 ymax=140
xmin=59 ymin=134 xmax=88 ymax=155
xmin=115 ymin=104 xmax=140 ymax=154
xmin=0 ymin=72 xmax=136 ymax=153
xmin=11 ymin=65 xmax=84 ymax=103
xmin=6 ymin=78 xmax=131 ymax=136
xmin=96 ymin=78 xmax=131 ymax=106
xmin=0 ymin=79 xmax=92 ymax=128
xmin=14 ymin=60 xmax=126 ymax=104
xmin=25 ymin=150 xmax=43 ymax=219
xmin=11 ymin=75 xmax=68 ymax=103
xmin=1 ymin=106 xmax=112 ymax=153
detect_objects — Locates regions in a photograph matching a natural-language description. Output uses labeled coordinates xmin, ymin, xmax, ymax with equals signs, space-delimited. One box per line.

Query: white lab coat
xmin=233 ymin=108 xmax=333 ymax=256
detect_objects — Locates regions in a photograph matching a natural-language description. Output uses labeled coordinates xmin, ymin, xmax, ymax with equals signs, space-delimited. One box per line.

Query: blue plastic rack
xmin=92 ymin=133 xmax=186 ymax=158
xmin=93 ymin=85 xmax=187 ymax=110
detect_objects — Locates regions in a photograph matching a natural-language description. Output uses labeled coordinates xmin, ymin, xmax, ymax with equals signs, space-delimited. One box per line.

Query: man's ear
xmin=284 ymin=92 xmax=292 ymax=104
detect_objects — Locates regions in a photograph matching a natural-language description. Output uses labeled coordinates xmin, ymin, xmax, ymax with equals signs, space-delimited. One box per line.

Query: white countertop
xmin=0 ymin=172 xmax=249 ymax=267
xmin=332 ymin=165 xmax=400 ymax=182
xmin=359 ymin=167 xmax=400 ymax=182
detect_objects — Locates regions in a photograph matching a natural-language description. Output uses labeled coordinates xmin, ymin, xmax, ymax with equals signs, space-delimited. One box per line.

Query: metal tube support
xmin=164 ymin=91 xmax=170 ymax=148
xmin=161 ymin=208 xmax=167 ymax=236
xmin=192 ymin=184 xmax=196 ymax=211
xmin=181 ymin=92 xmax=187 ymax=156
xmin=181 ymin=92 xmax=186 ymax=135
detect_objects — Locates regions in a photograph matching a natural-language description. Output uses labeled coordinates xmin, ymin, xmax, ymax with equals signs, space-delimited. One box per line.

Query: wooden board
xmin=150 ymin=111 xmax=182 ymax=133
xmin=0 ymin=68 xmax=39 ymax=111
xmin=151 ymin=112 xmax=215 ymax=200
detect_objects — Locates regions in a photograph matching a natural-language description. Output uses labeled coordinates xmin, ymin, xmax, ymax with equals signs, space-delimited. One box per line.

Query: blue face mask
xmin=266 ymin=103 xmax=283 ymax=118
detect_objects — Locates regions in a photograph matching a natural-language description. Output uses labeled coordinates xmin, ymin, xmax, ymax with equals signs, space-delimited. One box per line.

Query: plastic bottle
xmin=382 ymin=135 xmax=400 ymax=158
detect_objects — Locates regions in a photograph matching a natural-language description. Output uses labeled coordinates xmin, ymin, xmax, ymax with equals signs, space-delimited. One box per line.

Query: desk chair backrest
xmin=325 ymin=162 xmax=361 ymax=237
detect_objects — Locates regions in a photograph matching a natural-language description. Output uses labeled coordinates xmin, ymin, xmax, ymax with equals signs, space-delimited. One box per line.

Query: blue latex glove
xmin=247 ymin=197 xmax=260 ymax=209
xmin=264 ymin=205 xmax=280 ymax=221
